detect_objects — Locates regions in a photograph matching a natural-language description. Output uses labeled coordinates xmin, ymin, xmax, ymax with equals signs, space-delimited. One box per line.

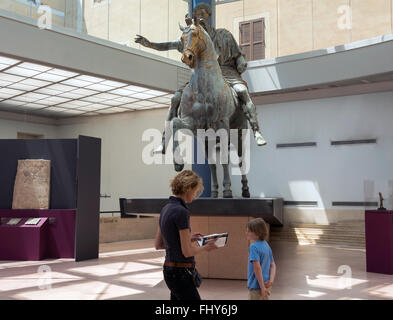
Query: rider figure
xmin=135 ymin=3 xmax=266 ymax=152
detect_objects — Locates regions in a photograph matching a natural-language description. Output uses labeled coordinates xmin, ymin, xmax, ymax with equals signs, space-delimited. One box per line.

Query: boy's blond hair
xmin=247 ymin=218 xmax=269 ymax=241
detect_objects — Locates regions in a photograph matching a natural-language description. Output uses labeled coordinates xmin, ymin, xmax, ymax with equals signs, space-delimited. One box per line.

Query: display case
xmin=0 ymin=217 xmax=49 ymax=260
xmin=0 ymin=135 xmax=101 ymax=261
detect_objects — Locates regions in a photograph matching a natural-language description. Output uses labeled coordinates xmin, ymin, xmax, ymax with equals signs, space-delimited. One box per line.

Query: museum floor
xmin=0 ymin=239 xmax=392 ymax=300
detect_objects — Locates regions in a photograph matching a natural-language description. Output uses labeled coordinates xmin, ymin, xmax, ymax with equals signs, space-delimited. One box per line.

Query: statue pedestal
xmin=191 ymin=215 xmax=270 ymax=280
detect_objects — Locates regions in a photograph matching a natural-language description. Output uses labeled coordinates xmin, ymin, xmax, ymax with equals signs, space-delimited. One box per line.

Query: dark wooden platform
xmin=120 ymin=197 xmax=283 ymax=226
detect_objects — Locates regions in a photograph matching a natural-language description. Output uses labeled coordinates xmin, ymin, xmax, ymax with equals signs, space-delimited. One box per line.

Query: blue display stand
xmin=192 ymin=137 xmax=211 ymax=197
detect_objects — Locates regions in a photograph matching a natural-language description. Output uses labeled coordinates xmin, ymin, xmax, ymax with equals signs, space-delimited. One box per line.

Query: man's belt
xmin=164 ymin=261 xmax=195 ymax=268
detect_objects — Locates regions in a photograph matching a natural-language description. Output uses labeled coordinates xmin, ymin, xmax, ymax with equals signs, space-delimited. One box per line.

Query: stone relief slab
xmin=12 ymin=159 xmax=50 ymax=209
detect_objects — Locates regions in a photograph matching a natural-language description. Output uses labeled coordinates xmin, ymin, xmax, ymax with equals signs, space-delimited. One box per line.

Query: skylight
xmin=0 ymin=54 xmax=172 ymax=118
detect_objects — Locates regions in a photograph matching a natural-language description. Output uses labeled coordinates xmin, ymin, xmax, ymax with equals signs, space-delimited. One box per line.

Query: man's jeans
xmin=163 ymin=266 xmax=201 ymax=300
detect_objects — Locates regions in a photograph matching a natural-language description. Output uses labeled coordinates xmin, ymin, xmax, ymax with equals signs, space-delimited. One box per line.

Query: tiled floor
xmin=0 ymin=240 xmax=392 ymax=300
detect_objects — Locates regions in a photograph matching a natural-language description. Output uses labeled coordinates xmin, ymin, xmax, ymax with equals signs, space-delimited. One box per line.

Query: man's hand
xmin=203 ymin=239 xmax=218 ymax=252
xmin=191 ymin=232 xmax=204 ymax=242
xmin=135 ymin=35 xmax=152 ymax=48
xmin=264 ymin=280 xmax=273 ymax=288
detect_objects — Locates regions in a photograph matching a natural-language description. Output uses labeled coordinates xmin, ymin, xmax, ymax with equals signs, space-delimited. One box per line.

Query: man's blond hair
xmin=170 ymin=170 xmax=204 ymax=196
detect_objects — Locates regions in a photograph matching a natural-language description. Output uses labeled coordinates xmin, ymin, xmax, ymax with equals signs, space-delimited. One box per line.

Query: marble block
xmin=12 ymin=159 xmax=51 ymax=209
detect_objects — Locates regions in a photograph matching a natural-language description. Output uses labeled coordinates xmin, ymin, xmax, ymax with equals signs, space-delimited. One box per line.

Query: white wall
xmin=56 ymin=108 xmax=191 ymax=212
xmin=0 ymin=118 xmax=57 ymax=138
xmin=230 ymin=91 xmax=393 ymax=212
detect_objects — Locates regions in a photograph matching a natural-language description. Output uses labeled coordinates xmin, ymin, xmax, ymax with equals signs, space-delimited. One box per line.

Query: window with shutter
xmin=239 ymin=18 xmax=265 ymax=61
xmin=239 ymin=21 xmax=251 ymax=61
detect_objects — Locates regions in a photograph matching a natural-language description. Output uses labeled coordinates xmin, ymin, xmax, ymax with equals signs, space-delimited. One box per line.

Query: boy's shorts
xmin=248 ymin=287 xmax=271 ymax=300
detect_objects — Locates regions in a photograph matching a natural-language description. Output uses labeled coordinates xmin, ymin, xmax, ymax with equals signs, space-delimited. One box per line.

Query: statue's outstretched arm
xmin=151 ymin=40 xmax=183 ymax=51
xmin=135 ymin=35 xmax=183 ymax=52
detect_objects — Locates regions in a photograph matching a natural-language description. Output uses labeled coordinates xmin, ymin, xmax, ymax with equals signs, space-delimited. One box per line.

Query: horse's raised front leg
xmin=172 ymin=117 xmax=193 ymax=172
xmin=154 ymin=91 xmax=182 ymax=154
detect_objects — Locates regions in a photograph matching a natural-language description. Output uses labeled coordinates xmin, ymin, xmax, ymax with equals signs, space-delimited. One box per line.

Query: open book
xmin=24 ymin=218 xmax=41 ymax=225
xmin=197 ymin=233 xmax=228 ymax=247
xmin=7 ymin=218 xmax=22 ymax=225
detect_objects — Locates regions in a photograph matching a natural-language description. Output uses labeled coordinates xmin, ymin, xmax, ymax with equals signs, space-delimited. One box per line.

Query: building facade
xmin=1 ymin=0 xmax=392 ymax=61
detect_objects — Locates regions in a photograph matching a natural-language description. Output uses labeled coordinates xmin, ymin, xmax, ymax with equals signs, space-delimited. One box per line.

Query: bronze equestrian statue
xmin=135 ymin=3 xmax=265 ymax=198
xmin=179 ymin=18 xmax=249 ymax=198
xmin=135 ymin=3 xmax=266 ymax=152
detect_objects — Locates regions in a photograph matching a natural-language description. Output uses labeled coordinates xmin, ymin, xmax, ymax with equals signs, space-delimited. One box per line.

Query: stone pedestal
xmin=191 ymin=216 xmax=270 ymax=280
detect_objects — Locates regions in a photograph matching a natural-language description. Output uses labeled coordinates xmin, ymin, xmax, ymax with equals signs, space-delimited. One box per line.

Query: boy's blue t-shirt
xmin=247 ymin=240 xmax=274 ymax=289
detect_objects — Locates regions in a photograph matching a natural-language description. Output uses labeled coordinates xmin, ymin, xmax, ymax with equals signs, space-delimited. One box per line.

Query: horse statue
xmin=168 ymin=19 xmax=250 ymax=198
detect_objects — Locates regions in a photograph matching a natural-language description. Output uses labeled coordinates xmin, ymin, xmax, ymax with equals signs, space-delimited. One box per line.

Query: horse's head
xmin=179 ymin=20 xmax=207 ymax=68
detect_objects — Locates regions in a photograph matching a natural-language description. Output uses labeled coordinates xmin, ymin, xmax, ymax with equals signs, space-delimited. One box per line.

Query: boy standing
xmin=246 ymin=218 xmax=276 ymax=300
